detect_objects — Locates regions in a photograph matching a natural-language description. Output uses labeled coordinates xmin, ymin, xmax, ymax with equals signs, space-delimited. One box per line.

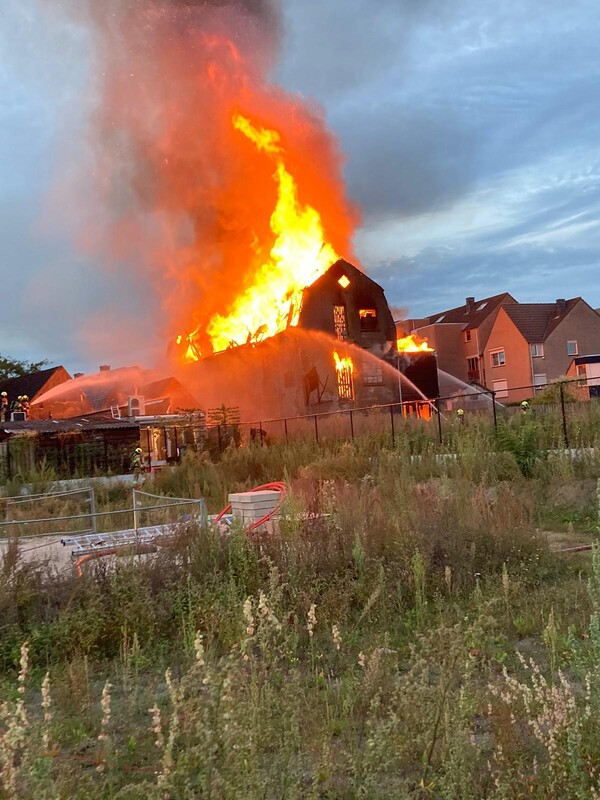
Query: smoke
xmin=52 ymin=0 xmax=357 ymax=365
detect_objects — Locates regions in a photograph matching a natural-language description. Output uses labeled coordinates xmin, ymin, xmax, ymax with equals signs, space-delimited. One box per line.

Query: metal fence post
xmin=284 ymin=418 xmax=289 ymax=441
xmin=133 ymin=489 xmax=139 ymax=534
xmin=349 ymin=410 xmax=354 ymax=440
xmin=217 ymin=424 xmax=222 ymax=452
xmin=390 ymin=405 xmax=395 ymax=446
xmin=491 ymin=391 xmax=498 ymax=429
xmin=314 ymin=414 xmax=319 ymax=444
xmin=436 ymin=399 xmax=443 ymax=445
xmin=559 ymin=382 xmax=569 ymax=448
xmin=89 ymin=487 xmax=97 ymax=535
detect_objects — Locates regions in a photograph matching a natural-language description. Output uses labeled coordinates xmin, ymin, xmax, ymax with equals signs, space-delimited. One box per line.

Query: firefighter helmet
xmin=1 ymin=392 xmax=6 ymax=397
xmin=135 ymin=447 xmax=143 ymax=453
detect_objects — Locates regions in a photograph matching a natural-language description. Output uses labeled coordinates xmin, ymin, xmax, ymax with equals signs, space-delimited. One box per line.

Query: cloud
xmin=1 ymin=0 xmax=600 ymax=365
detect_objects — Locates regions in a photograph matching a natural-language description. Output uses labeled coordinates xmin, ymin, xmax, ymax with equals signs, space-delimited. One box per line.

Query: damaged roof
xmin=1 ymin=415 xmax=139 ymax=435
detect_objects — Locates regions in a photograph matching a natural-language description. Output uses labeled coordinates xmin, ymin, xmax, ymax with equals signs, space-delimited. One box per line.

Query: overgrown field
xmin=2 ymin=419 xmax=600 ymax=798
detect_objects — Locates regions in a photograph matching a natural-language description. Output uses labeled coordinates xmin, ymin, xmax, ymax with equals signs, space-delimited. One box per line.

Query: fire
xmin=59 ymin=2 xmax=357 ymax=365
xmin=397 ymin=334 xmax=434 ymax=353
xmin=333 ymin=351 xmax=354 ymax=374
xmin=197 ymin=113 xmax=339 ymax=354
xmin=333 ymin=350 xmax=355 ymax=400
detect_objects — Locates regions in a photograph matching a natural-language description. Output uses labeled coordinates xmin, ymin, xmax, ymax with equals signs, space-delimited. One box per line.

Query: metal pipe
xmin=390 ymin=405 xmax=395 ymax=445
xmin=1 ymin=499 xmax=204 ymax=527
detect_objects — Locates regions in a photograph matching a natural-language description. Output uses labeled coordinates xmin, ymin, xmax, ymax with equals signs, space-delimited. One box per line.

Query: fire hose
xmin=74 ymin=481 xmax=287 ymax=576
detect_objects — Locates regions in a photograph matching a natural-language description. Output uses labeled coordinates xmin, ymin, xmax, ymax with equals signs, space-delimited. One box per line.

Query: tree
xmin=0 ymin=354 xmax=50 ymax=382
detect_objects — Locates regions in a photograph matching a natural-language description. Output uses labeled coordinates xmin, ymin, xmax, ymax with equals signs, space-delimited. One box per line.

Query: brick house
xmin=402 ymin=293 xmax=518 ymax=385
xmin=402 ymin=295 xmax=600 ymax=403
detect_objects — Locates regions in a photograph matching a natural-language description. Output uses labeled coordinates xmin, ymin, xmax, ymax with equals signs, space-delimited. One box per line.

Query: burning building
xmin=178 ymin=259 xmax=439 ymax=423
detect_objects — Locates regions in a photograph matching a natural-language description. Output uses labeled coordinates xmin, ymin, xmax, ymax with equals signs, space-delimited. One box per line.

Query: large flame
xmin=57 ymin=3 xmax=357 ymax=366
xmin=397 ymin=334 xmax=434 ymax=353
xmin=204 ymin=114 xmax=339 ymax=353
xmin=333 ymin=351 xmax=354 ymax=373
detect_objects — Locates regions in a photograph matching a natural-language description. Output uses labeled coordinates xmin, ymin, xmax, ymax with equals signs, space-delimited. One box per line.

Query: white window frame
xmin=490 ymin=348 xmax=506 ymax=368
xmin=533 ymin=374 xmax=547 ymax=390
xmin=567 ymin=340 xmax=579 ymax=356
xmin=464 ymin=329 xmax=472 ymax=343
xmin=530 ymin=343 xmax=544 ymax=358
xmin=492 ymin=379 xmax=508 ymax=398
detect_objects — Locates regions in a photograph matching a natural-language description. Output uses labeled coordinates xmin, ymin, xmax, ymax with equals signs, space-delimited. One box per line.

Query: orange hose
xmin=74 ymin=482 xmax=287 ymax=575
xmin=212 ymin=481 xmax=287 ymax=532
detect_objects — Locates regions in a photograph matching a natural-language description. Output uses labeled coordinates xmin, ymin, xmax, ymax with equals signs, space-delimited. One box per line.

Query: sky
xmin=1 ymin=0 xmax=600 ymax=369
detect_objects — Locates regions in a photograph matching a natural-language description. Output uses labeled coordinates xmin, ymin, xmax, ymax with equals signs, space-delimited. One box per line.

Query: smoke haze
xmin=50 ymin=0 xmax=356 ymax=365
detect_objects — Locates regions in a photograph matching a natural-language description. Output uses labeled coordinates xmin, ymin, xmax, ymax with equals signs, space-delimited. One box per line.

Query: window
xmin=533 ymin=374 xmax=547 ymax=390
xmin=336 ymin=365 xmax=354 ymax=400
xmin=362 ymin=360 xmax=383 ymax=385
xmin=333 ymin=305 xmax=348 ymax=341
xmin=530 ymin=343 xmax=544 ymax=358
xmin=492 ymin=379 xmax=508 ymax=399
xmin=567 ymin=340 xmax=579 ymax=356
xmin=490 ymin=349 xmax=506 ymax=367
xmin=467 ymin=357 xmax=480 ymax=381
xmin=476 ymin=302 xmax=488 ymax=311
xmin=577 ymin=364 xmax=587 ymax=385
xmin=338 ymin=275 xmax=350 ymax=289
xmin=464 ymin=329 xmax=472 ymax=343
xmin=436 ymin=314 xmax=446 ymax=323
xmin=359 ymin=308 xmax=378 ymax=332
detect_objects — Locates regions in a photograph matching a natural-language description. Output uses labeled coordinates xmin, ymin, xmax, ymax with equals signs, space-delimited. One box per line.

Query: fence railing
xmin=1 ymin=377 xmax=598 ymax=482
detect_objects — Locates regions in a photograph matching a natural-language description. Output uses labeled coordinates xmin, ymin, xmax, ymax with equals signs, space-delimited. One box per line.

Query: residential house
xmin=399 ymin=293 xmax=518 ymax=385
xmin=484 ymin=299 xmax=600 ymax=402
xmin=0 ymin=366 xmax=72 ymax=418
xmin=566 ymin=354 xmax=600 ymax=399
xmin=402 ymin=294 xmax=600 ymax=403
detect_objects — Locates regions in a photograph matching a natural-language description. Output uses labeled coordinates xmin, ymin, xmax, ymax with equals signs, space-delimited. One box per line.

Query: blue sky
xmin=1 ymin=0 xmax=600 ymax=369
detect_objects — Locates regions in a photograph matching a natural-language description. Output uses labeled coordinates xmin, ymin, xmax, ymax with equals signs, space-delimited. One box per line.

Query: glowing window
xmin=359 ymin=308 xmax=378 ymax=332
xmin=338 ymin=275 xmax=350 ymax=289
xmin=333 ymin=306 xmax=348 ymax=341
xmin=337 ymin=366 xmax=354 ymax=399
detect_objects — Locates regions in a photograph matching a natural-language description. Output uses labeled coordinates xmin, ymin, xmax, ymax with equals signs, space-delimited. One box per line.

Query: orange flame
xmin=184 ymin=113 xmax=340 ymax=355
xmin=397 ymin=334 xmax=434 ymax=353
xmin=333 ymin=351 xmax=354 ymax=373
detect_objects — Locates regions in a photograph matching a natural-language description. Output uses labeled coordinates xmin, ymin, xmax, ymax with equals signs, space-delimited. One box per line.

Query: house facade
xmin=402 ymin=294 xmax=600 ymax=403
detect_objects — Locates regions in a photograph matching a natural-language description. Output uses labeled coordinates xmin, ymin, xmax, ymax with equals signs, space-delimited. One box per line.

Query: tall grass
xmin=1 ymin=436 xmax=600 ymax=797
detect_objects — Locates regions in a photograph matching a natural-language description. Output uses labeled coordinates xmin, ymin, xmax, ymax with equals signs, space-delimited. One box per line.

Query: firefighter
xmin=130 ymin=447 xmax=144 ymax=483
xmin=12 ymin=396 xmax=23 ymax=414
xmin=1 ymin=392 xmax=8 ymax=421
xmin=456 ymin=407 xmax=465 ymax=423
xmin=520 ymin=400 xmax=530 ymax=412
xmin=21 ymin=395 xmax=30 ymax=418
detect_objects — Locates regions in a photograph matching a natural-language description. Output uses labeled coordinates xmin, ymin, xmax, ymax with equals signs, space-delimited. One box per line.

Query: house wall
xmin=412 ymin=323 xmax=466 ymax=383
xmin=483 ymin=308 xmax=532 ymax=403
xmin=543 ymin=302 xmax=600 ymax=380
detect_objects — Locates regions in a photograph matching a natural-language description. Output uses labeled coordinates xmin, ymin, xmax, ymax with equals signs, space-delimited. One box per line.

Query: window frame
xmin=530 ymin=343 xmax=544 ymax=358
xmin=358 ymin=308 xmax=378 ymax=333
xmin=567 ymin=340 xmax=579 ymax=356
xmin=533 ymin=374 xmax=547 ymax=391
xmin=464 ymin=329 xmax=472 ymax=343
xmin=490 ymin=348 xmax=506 ymax=368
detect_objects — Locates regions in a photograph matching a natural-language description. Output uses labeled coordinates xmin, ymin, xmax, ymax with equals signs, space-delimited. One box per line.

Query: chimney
xmin=99 ymin=365 xmax=111 ymax=372
xmin=74 ymin=372 xmax=84 ymax=379
xmin=556 ymin=298 xmax=566 ymax=313
xmin=465 ymin=297 xmax=475 ymax=313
